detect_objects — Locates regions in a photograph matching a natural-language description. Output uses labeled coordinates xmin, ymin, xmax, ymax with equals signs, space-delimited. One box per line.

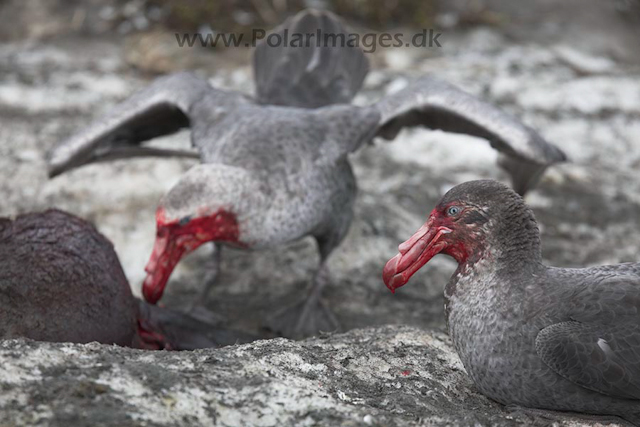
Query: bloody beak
xmin=383 ymin=215 xmax=451 ymax=292
xmin=142 ymin=208 xmax=243 ymax=304
xmin=142 ymin=224 xmax=208 ymax=304
xmin=142 ymin=228 xmax=186 ymax=304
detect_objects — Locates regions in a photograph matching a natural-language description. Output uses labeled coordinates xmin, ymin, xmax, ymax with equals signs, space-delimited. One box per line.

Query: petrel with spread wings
xmin=48 ymin=10 xmax=566 ymax=338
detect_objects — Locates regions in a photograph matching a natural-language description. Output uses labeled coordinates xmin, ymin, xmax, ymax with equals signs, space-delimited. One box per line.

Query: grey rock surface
xmin=0 ymin=326 xmax=625 ymax=426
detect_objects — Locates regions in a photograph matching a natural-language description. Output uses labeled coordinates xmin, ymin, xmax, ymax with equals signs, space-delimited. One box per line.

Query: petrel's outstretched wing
xmin=47 ymin=72 xmax=218 ymax=177
xmin=372 ymin=76 xmax=567 ymax=195
xmin=536 ymin=275 xmax=640 ymax=400
xmin=253 ymin=9 xmax=369 ymax=109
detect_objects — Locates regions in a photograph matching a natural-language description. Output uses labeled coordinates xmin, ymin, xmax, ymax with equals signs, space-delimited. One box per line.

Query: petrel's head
xmin=383 ymin=180 xmax=540 ymax=292
xmin=142 ymin=164 xmax=263 ymax=304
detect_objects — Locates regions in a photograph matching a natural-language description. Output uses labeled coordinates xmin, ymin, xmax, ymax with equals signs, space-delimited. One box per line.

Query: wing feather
xmin=48 ymin=72 xmax=215 ymax=177
xmin=253 ymin=9 xmax=369 ymax=108
xmin=373 ymin=76 xmax=567 ymax=194
xmin=537 ymin=273 xmax=640 ymax=400
xmin=536 ymin=321 xmax=640 ymax=399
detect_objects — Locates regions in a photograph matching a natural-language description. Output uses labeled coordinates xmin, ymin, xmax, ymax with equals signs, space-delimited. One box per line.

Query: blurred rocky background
xmin=1 ymin=1 xmax=639 ymax=425
xmin=2 ymin=0 xmax=640 ymax=61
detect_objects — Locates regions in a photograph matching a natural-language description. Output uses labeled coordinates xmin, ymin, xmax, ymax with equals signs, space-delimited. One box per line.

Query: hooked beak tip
xmin=382 ymin=253 xmax=406 ymax=292
xmin=142 ymin=266 xmax=167 ymax=305
xmin=142 ymin=278 xmax=159 ymax=304
xmin=383 ymin=223 xmax=452 ymax=293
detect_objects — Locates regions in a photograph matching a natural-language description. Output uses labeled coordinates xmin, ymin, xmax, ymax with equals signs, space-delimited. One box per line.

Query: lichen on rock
xmin=0 ymin=326 xmax=623 ymax=426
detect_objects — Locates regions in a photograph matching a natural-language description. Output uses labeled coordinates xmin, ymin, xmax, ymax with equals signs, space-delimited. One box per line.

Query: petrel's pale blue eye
xmin=447 ymin=206 xmax=461 ymax=216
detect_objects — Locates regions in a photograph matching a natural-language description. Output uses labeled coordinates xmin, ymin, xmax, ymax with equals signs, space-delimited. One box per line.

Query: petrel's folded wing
xmin=47 ymin=72 xmax=213 ymax=177
xmin=536 ymin=275 xmax=640 ymax=400
xmin=372 ymin=76 xmax=567 ymax=195
xmin=536 ymin=321 xmax=640 ymax=400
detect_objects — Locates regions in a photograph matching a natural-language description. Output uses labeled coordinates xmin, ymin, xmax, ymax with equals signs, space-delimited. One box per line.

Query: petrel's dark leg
xmin=202 ymin=243 xmax=223 ymax=298
xmin=188 ymin=243 xmax=224 ymax=324
xmin=297 ymin=259 xmax=340 ymax=333
xmin=267 ymin=235 xmax=342 ymax=339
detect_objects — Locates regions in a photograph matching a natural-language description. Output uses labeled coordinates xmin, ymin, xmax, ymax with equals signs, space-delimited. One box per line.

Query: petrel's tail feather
xmin=253 ymin=9 xmax=369 ymax=108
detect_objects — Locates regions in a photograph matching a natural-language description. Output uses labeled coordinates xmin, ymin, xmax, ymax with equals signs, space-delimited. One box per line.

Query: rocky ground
xmin=0 ymin=326 xmax=628 ymax=426
xmin=1 ymin=8 xmax=640 ymax=426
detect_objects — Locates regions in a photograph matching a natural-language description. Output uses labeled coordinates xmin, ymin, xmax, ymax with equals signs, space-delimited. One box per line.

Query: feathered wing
xmin=316 ymin=104 xmax=382 ymax=159
xmin=536 ymin=275 xmax=640 ymax=400
xmin=372 ymin=76 xmax=567 ymax=195
xmin=253 ymin=9 xmax=369 ymax=108
xmin=47 ymin=72 xmax=215 ymax=177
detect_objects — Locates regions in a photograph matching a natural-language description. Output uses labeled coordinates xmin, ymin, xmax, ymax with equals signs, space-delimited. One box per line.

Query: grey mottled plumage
xmin=384 ymin=180 xmax=640 ymax=425
xmin=47 ymin=9 xmax=565 ymax=338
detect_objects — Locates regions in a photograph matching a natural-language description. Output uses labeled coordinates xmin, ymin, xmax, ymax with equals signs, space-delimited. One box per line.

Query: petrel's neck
xmin=444 ymin=195 xmax=544 ymax=330
xmin=445 ymin=213 xmax=542 ymax=323
xmin=452 ymin=202 xmax=543 ymax=282
xmin=492 ymin=202 xmax=543 ymax=273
